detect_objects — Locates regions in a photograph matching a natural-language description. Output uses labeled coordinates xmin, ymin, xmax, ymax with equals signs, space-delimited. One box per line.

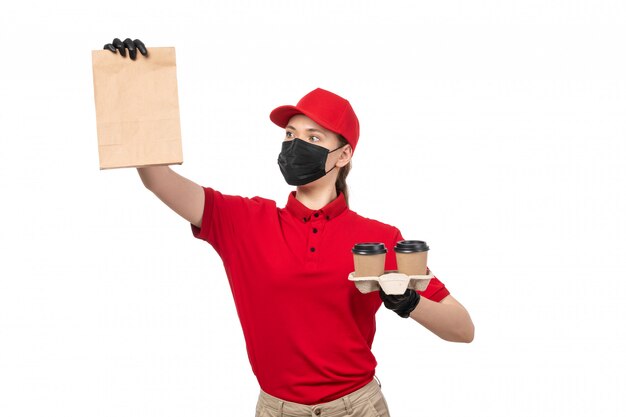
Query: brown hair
xmin=335 ymin=135 xmax=352 ymax=207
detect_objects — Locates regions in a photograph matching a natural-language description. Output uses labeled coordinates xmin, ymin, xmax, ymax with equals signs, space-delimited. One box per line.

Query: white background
xmin=1 ymin=1 xmax=625 ymax=416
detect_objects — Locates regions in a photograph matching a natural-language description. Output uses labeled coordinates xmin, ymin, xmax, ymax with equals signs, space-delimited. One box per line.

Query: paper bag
xmin=92 ymin=47 xmax=183 ymax=169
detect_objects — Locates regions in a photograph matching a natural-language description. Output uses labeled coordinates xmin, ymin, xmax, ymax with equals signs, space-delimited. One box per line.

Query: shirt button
xmin=312 ymin=228 xmax=318 ymax=233
xmin=310 ymin=247 xmax=316 ymax=252
xmin=314 ymin=409 xmax=321 ymax=415
xmin=303 ymin=217 xmax=307 ymax=223
xmin=325 ymin=215 xmax=330 ymax=220
xmin=314 ymin=213 xmax=319 ymax=218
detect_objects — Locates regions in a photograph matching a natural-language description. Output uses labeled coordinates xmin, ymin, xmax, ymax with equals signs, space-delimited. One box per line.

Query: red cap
xmin=270 ymin=88 xmax=360 ymax=152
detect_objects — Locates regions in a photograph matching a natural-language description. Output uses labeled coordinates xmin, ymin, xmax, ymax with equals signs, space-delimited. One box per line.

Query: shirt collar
xmin=285 ymin=191 xmax=348 ymax=222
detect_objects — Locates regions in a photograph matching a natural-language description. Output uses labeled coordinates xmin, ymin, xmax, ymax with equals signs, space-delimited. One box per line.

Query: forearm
xmin=137 ymin=165 xmax=173 ymax=189
xmin=409 ymin=296 xmax=474 ymax=343
xmin=136 ymin=166 xmax=205 ymax=227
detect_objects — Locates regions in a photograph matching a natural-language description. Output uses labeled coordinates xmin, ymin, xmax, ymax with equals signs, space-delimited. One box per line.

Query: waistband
xmin=257 ymin=377 xmax=382 ymax=417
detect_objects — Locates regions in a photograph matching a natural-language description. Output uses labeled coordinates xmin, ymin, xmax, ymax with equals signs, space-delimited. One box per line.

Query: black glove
xmin=103 ymin=38 xmax=148 ymax=60
xmin=379 ymin=288 xmax=420 ymax=318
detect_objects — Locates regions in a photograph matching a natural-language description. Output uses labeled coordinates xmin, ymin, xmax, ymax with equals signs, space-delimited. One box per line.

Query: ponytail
xmin=335 ymin=135 xmax=352 ymax=207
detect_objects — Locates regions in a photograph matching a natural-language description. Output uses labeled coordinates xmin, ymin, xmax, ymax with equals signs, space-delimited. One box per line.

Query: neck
xmin=295 ymin=184 xmax=338 ymax=210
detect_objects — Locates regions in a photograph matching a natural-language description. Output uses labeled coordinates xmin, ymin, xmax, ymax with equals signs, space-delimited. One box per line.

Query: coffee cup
xmin=394 ymin=240 xmax=429 ymax=276
xmin=352 ymin=243 xmax=387 ymax=277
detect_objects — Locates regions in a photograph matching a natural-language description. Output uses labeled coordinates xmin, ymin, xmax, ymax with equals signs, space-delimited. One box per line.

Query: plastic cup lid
xmin=394 ymin=240 xmax=429 ymax=253
xmin=352 ymin=242 xmax=387 ymax=255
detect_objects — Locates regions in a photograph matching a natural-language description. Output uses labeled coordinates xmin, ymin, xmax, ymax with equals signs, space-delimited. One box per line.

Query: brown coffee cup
xmin=394 ymin=240 xmax=429 ymax=275
xmin=352 ymin=243 xmax=387 ymax=277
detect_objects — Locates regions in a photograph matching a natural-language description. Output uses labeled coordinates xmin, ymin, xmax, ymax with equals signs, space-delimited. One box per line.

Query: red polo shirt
xmin=191 ymin=188 xmax=449 ymax=404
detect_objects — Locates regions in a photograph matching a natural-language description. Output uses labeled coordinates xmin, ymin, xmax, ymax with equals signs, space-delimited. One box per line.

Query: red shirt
xmin=191 ymin=188 xmax=449 ymax=404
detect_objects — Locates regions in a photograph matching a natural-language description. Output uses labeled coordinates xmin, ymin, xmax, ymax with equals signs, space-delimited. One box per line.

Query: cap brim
xmin=269 ymin=105 xmax=304 ymax=128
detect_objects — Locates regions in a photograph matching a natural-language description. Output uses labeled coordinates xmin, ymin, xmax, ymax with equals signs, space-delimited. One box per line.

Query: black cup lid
xmin=394 ymin=240 xmax=429 ymax=253
xmin=352 ymin=242 xmax=387 ymax=255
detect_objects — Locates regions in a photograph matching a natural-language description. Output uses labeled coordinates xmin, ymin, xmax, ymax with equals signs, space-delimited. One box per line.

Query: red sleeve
xmin=190 ymin=187 xmax=216 ymax=242
xmin=393 ymin=228 xmax=451 ymax=302
xmin=190 ymin=187 xmax=264 ymax=256
xmin=418 ymin=276 xmax=450 ymax=302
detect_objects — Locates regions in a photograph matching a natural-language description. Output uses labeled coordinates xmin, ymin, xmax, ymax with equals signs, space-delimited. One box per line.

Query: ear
xmin=335 ymin=144 xmax=353 ymax=168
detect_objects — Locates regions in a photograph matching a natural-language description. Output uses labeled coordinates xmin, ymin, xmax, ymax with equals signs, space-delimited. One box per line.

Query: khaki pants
xmin=255 ymin=377 xmax=390 ymax=417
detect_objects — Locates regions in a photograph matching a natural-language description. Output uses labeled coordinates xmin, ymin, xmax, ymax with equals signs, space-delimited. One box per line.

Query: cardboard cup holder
xmin=348 ymin=270 xmax=434 ymax=295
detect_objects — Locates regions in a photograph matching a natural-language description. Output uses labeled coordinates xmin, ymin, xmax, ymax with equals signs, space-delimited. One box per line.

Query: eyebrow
xmin=285 ymin=125 xmax=326 ymax=135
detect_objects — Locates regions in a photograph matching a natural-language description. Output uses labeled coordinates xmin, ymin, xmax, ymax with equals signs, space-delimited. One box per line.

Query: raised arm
xmin=137 ymin=166 xmax=205 ymax=228
xmin=103 ymin=37 xmax=205 ymax=228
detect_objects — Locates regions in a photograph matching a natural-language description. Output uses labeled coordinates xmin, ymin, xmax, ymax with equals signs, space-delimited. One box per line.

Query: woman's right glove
xmin=103 ymin=38 xmax=148 ymax=60
xmin=379 ymin=288 xmax=420 ymax=318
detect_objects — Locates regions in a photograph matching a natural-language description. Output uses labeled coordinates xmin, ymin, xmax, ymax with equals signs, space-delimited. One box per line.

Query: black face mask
xmin=277 ymin=139 xmax=343 ymax=186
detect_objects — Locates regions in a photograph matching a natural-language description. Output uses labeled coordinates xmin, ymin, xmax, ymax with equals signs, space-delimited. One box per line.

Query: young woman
xmin=104 ymin=38 xmax=474 ymax=417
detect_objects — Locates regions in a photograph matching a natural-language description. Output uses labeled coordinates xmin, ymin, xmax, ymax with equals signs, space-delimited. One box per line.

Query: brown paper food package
xmin=92 ymin=47 xmax=183 ymax=169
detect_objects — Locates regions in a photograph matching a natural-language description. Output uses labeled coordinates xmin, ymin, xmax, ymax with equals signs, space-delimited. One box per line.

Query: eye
xmin=309 ymin=136 xmax=320 ymax=143
xmin=285 ymin=131 xmax=294 ymax=139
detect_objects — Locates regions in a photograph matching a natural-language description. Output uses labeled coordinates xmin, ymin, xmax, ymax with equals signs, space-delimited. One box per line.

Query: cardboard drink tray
xmin=348 ymin=270 xmax=434 ymax=295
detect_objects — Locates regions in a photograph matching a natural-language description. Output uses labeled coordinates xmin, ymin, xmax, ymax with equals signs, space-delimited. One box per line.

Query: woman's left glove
xmin=379 ymin=288 xmax=420 ymax=318
xmin=103 ymin=37 xmax=148 ymax=60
